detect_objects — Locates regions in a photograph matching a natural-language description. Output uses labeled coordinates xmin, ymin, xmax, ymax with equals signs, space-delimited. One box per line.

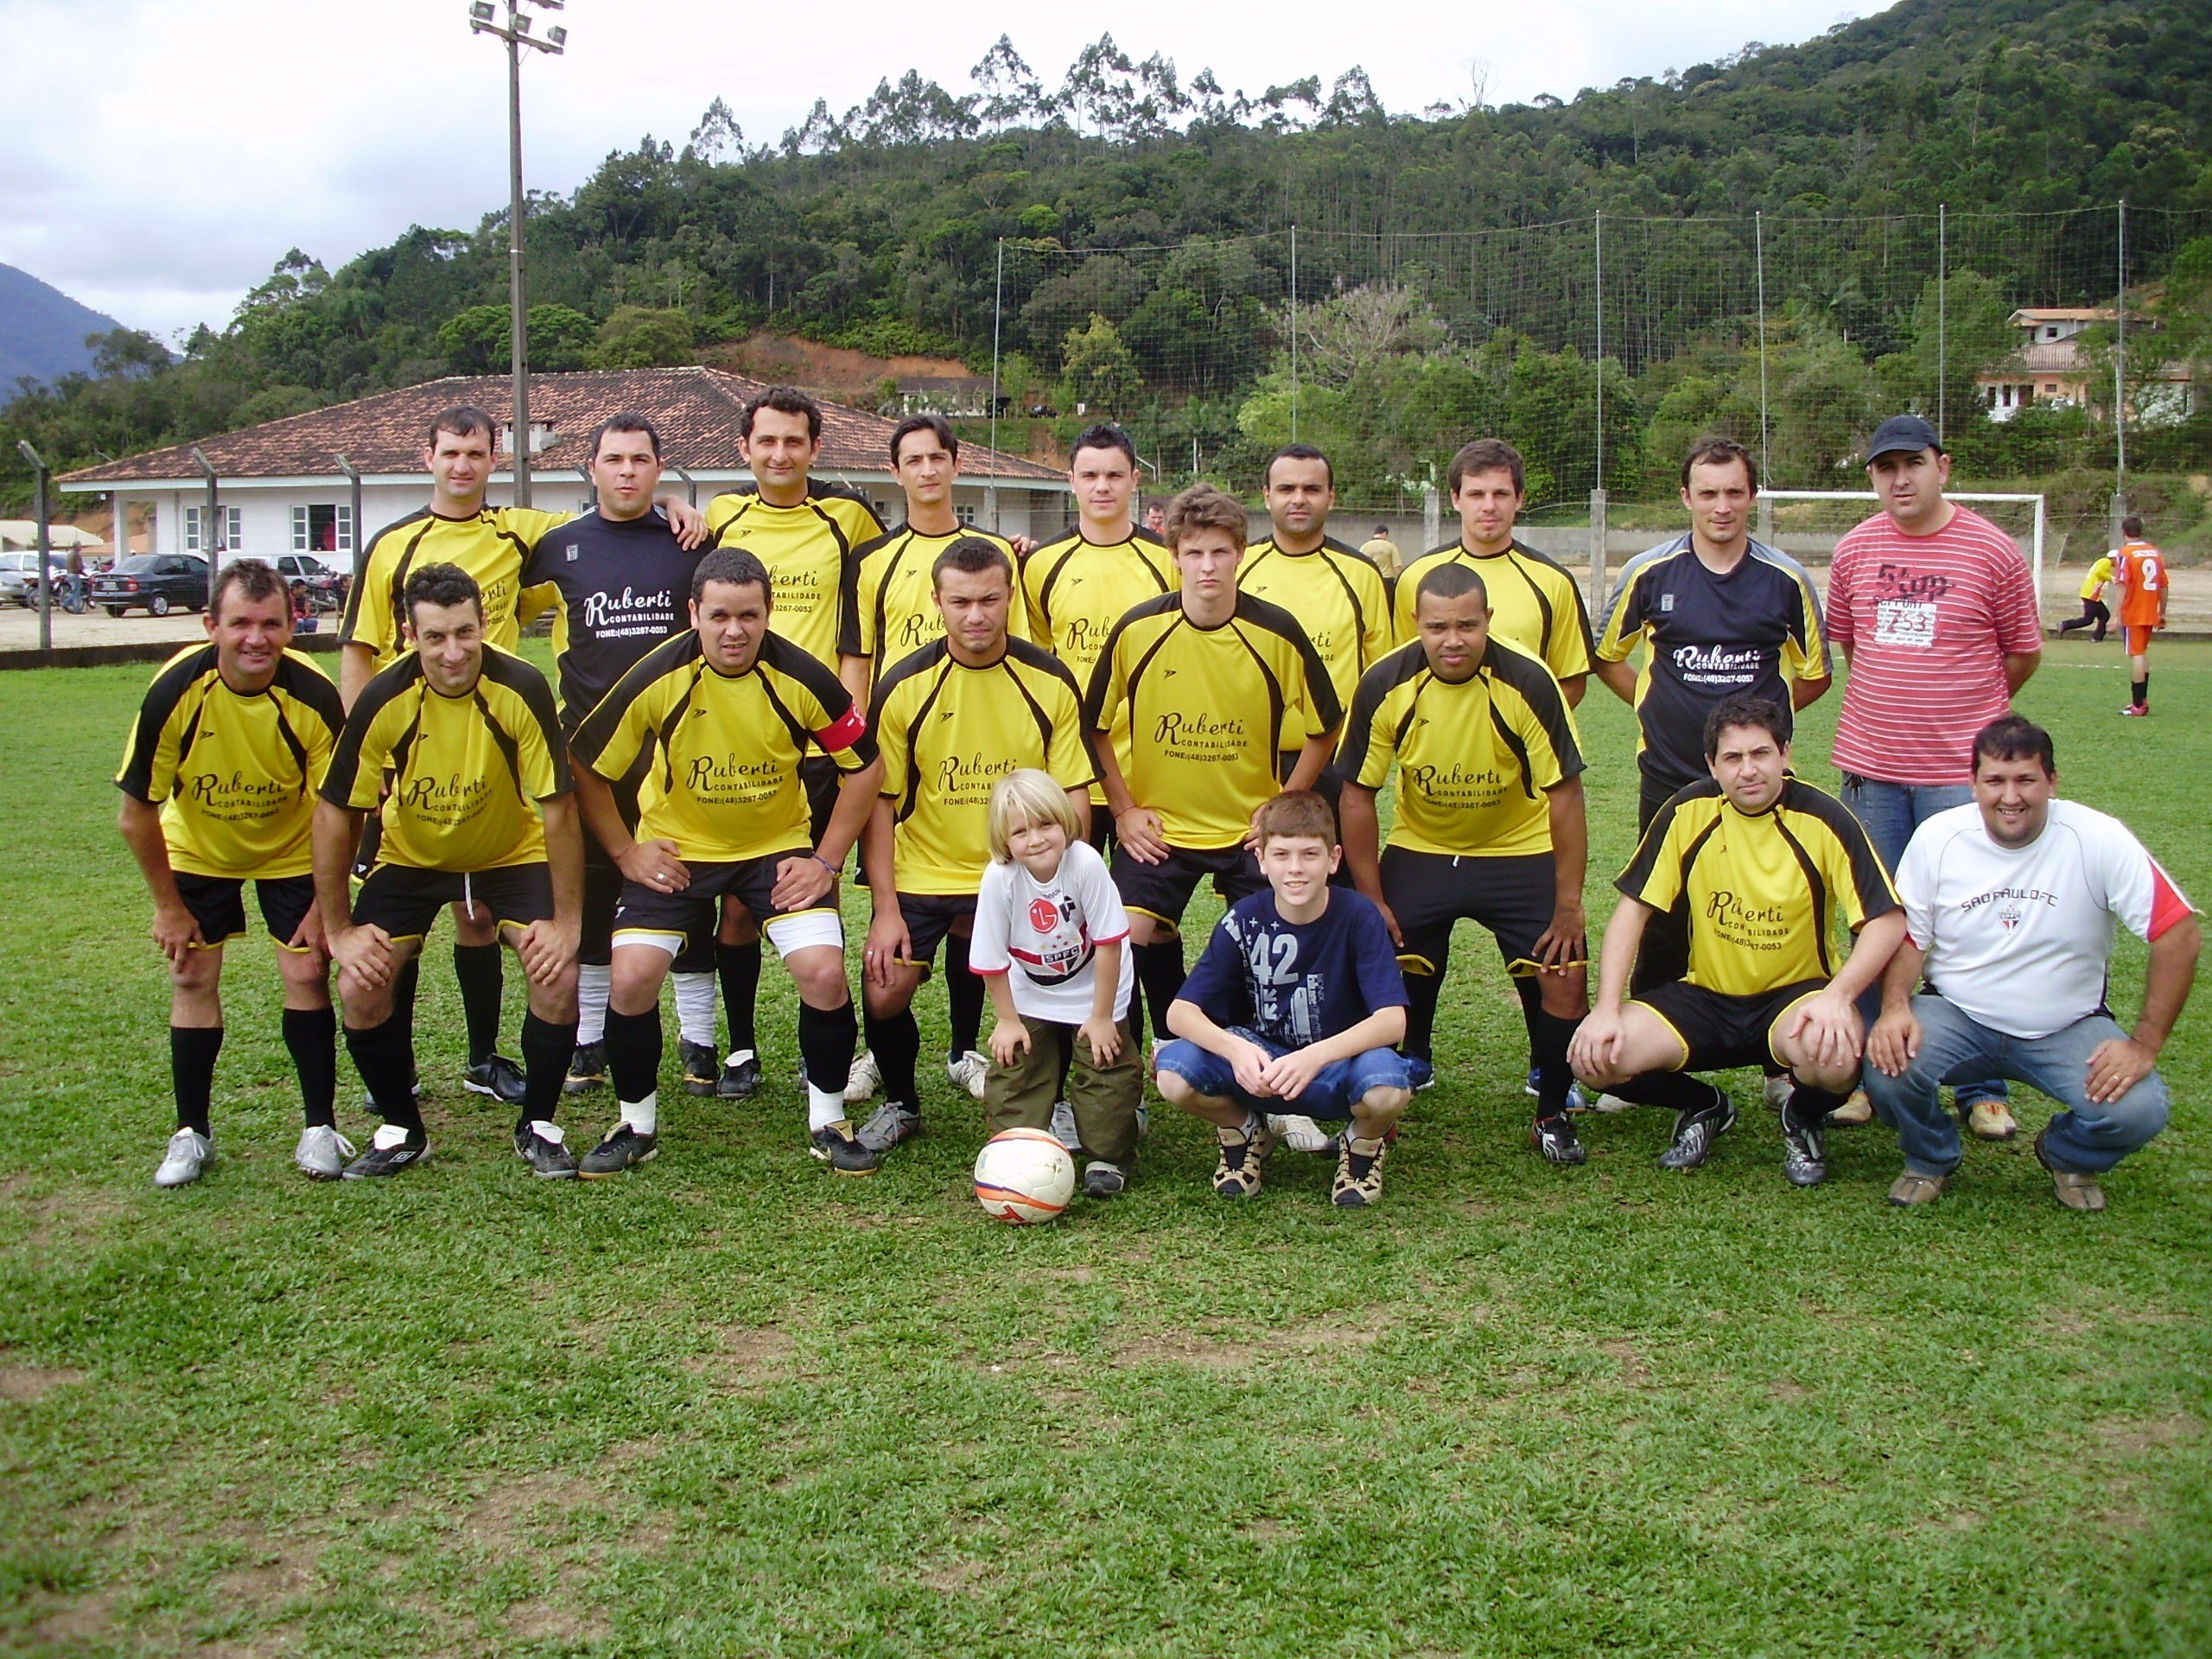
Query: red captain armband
xmin=817 ymin=707 xmax=868 ymax=753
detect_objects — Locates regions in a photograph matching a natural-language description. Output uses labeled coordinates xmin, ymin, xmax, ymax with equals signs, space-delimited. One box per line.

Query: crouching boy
xmin=970 ymin=770 xmax=1142 ymax=1198
xmin=1154 ymin=791 xmax=1412 ymax=1205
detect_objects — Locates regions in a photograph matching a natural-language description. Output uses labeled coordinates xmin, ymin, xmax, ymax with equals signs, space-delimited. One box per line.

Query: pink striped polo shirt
xmin=1827 ymin=505 xmax=2043 ymax=785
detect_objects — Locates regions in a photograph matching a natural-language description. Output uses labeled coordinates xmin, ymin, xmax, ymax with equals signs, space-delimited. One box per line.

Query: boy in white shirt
xmin=1866 ymin=716 xmax=2200 ymax=1211
xmin=969 ymin=770 xmax=1142 ymax=1197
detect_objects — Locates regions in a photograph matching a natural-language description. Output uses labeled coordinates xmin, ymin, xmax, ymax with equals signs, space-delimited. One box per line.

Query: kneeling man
xmin=1866 ymin=715 xmax=2198 ymax=1210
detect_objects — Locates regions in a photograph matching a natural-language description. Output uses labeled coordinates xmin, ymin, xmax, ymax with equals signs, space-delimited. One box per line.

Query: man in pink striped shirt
xmin=1827 ymin=415 xmax=2043 ymax=1139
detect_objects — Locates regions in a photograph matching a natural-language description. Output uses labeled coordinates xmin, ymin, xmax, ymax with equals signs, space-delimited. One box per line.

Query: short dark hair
xmin=1972 ymin=715 xmax=2056 ymax=778
xmin=427 ymin=404 xmax=496 ymax=450
xmin=931 ymin=536 xmax=1014 ymax=589
xmin=404 ymin=562 xmax=482 ymax=626
xmin=591 ymin=411 xmax=662 ymax=461
xmin=2121 ymin=514 xmax=2145 ymax=538
xmin=1414 ymin=562 xmax=1489 ymax=609
xmin=1166 ymin=484 xmax=1248 ymax=551
xmin=692 ymin=547 xmax=772 ymax=607
xmin=210 ymin=557 xmax=289 ymax=619
xmin=1265 ymin=442 xmax=1333 ymax=490
xmin=1254 ymin=790 xmax=1337 ymax=848
xmin=1681 ymin=436 xmax=1759 ymax=493
xmin=1070 ymin=423 xmax=1136 ymax=469
xmin=1702 ymin=693 xmax=1790 ymax=760
xmin=1447 ymin=437 xmax=1525 ymax=497
xmin=891 ymin=413 xmax=958 ymax=466
xmin=741 ymin=385 xmax=821 ymax=442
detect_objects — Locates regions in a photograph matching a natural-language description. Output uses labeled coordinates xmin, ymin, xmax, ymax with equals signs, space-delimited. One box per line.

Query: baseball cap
xmin=1863 ymin=415 xmax=1943 ymax=464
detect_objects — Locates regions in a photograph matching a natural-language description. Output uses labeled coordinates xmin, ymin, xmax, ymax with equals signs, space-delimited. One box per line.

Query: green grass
xmin=3 ymin=640 xmax=2209 ymax=1657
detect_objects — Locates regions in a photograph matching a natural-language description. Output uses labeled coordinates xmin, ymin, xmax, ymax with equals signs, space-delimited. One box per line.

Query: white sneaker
xmin=1049 ymin=1099 xmax=1081 ymax=1152
xmin=293 ymin=1124 xmax=356 ymax=1181
xmin=946 ymin=1049 xmax=988 ymax=1101
xmin=155 ymin=1128 xmax=212 ymax=1188
xmin=1266 ymin=1112 xmax=1336 ymax=1154
xmin=843 ymin=1049 xmax=881 ymax=1104
xmin=1764 ymin=1073 xmax=1795 ymax=1114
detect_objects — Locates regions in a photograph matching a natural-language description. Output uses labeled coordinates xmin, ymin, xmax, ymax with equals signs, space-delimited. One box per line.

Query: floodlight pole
xmin=16 ymin=442 xmax=50 ymax=651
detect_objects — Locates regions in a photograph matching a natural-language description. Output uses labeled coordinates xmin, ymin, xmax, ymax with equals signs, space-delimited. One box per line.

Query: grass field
xmin=3 ymin=639 xmax=2209 ymax=1657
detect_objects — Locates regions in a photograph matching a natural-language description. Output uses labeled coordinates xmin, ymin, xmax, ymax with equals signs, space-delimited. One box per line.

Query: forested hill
xmin=6 ymin=0 xmax=2209 ymax=510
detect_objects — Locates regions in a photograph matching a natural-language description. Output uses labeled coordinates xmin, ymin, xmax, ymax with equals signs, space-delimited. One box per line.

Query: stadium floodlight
xmin=467 ymin=1 xmax=569 ymax=507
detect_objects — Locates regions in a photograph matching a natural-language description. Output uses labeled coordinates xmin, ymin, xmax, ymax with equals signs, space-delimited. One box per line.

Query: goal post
xmin=1757 ymin=491 xmax=2050 ymax=627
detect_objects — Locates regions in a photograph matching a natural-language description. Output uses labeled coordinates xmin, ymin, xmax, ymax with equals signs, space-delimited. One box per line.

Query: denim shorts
xmin=1154 ymin=1027 xmax=1410 ymax=1121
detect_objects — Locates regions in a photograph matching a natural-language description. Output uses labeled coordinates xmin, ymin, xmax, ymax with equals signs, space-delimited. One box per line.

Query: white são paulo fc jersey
xmin=1897 ymin=799 xmax=2196 ymax=1039
xmin=969 ymin=840 xmax=1135 ymax=1025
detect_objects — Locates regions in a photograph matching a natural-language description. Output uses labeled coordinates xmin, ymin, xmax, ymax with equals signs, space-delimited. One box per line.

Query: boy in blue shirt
xmin=1154 ymin=791 xmax=1413 ymax=1205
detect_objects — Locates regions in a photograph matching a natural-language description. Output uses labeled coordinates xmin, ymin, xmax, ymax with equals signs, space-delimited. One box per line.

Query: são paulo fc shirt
xmin=1897 ymin=800 xmax=2197 ymax=1039
xmin=969 ymin=840 xmax=1134 ymax=1025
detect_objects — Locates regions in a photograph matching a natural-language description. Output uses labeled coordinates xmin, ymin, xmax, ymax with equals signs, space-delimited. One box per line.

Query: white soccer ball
xmin=973 ymin=1128 xmax=1075 ymax=1224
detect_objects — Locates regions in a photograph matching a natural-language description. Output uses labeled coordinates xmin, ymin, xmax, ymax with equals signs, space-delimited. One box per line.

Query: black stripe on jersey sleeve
xmin=116 ymin=645 xmax=218 ymax=801
xmin=1004 ymin=639 xmax=1098 ymax=779
xmin=1336 ymin=643 xmax=1425 ymax=785
xmin=478 ymin=647 xmax=573 ymax=795
xmin=1770 ymin=816 xmax=1837 ymax=976
xmin=760 ymin=632 xmax=878 ymax=765
xmin=866 ymin=635 xmax=951 ymax=728
xmin=274 ymin=652 xmax=346 ymax=740
xmin=337 ymin=509 xmax=431 ymax=645
xmin=1081 ymin=594 xmax=1180 ymax=728
xmin=1616 ymin=779 xmax=1719 ymax=899
xmin=841 ymin=528 xmax=899 ymax=658
xmin=1234 ymin=590 xmax=1344 ymax=732
xmin=1782 ymin=779 xmax=1899 ymax=925
xmin=1030 ymin=537 xmax=1081 ymax=628
xmin=323 ymin=654 xmax=424 ymax=807
xmin=571 ymin=630 xmax=700 ymax=774
xmin=1510 ymin=540 xmax=1597 ymax=662
xmin=1482 ymin=639 xmax=1586 ymax=782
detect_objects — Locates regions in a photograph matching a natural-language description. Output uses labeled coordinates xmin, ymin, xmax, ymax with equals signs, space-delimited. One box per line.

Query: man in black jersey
xmin=518 ymin=414 xmax=719 ymax=1101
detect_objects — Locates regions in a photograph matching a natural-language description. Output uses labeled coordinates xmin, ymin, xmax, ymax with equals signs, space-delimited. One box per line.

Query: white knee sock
xmin=575 ymin=963 xmax=612 ymax=1046
xmin=672 ymin=970 xmax=717 ymax=1047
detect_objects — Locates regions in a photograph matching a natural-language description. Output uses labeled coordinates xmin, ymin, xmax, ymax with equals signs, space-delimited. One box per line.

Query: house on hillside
xmin=1976 ymin=308 xmax=2199 ymax=424
xmin=887 ymin=376 xmax=1001 ymax=418
xmin=56 ymin=367 xmax=1071 ymax=563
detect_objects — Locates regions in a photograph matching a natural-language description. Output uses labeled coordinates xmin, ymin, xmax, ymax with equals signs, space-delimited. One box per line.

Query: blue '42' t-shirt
xmin=1178 ymin=888 xmax=1408 ymax=1051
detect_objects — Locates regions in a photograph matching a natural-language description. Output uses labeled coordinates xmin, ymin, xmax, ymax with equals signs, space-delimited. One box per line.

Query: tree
xmin=687 ymin=98 xmax=745 ymax=164
xmin=1060 ymin=314 xmax=1139 ymax=416
xmin=590 ymin=307 xmax=696 ymax=370
xmin=971 ymin=36 xmax=1045 ymax=128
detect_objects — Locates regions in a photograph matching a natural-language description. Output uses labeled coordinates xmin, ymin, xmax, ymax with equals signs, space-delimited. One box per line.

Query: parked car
xmin=91 ymin=554 xmax=211 ymax=617
xmin=275 ymin=553 xmax=346 ymax=610
xmin=0 ymin=550 xmax=69 ymax=607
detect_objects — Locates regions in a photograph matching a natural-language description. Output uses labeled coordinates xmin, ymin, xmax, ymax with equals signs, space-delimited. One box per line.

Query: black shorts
xmin=578 ymin=782 xmax=715 ymax=970
xmin=1632 ymin=977 xmax=1829 ymax=1072
xmin=612 ymin=851 xmax=833 ymax=947
xmin=175 ymin=872 xmax=316 ymax=950
xmin=1111 ymin=842 xmax=1265 ymax=930
xmin=892 ymin=891 xmax=978 ymax=970
xmin=1382 ymin=848 xmax=1572 ymax=978
xmin=353 ymin=862 xmax=555 ymax=942
xmin=800 ymin=754 xmax=840 ymax=842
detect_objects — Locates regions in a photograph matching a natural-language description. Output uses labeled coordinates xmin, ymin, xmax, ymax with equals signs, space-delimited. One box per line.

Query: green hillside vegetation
xmin=5 ymin=0 xmax=2211 ymax=516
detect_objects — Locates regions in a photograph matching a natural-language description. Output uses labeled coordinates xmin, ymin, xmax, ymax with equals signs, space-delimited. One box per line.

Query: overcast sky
xmin=3 ymin=0 xmax=1867 ymax=342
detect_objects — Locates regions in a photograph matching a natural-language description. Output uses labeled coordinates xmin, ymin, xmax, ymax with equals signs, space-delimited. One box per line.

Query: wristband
xmin=812 ymin=853 xmax=841 ymax=876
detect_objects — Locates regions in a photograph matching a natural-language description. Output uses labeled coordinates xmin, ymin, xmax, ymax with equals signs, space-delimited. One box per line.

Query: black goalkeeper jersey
xmin=519 ymin=508 xmax=703 ymax=732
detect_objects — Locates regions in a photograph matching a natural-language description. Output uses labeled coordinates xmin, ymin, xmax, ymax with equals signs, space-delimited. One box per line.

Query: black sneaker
xmin=1657 ymin=1086 xmax=1737 ymax=1171
xmin=578 ymin=1122 xmax=658 ymax=1179
xmin=1779 ymin=1097 xmax=1828 ymax=1186
xmin=808 ymin=1120 xmax=880 ymax=1175
xmin=563 ymin=1041 xmax=607 ymax=1096
xmin=678 ymin=1041 xmax=720 ymax=1097
xmin=462 ymin=1054 xmax=527 ymax=1106
xmin=342 ymin=1125 xmax=429 ymax=1179
xmin=717 ymin=1048 xmax=761 ymax=1099
xmin=512 ymin=1122 xmax=579 ymax=1179
xmin=1530 ymin=1114 xmax=1587 ymax=1166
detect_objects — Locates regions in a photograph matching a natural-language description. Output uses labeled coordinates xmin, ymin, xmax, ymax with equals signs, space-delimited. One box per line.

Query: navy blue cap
xmin=1863 ymin=415 xmax=1943 ymax=464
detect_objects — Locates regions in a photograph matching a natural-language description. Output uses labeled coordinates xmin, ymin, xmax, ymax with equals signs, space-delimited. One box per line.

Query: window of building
xmin=183 ymin=505 xmax=244 ymax=553
xmin=956 ymin=501 xmax=977 ymax=525
xmin=292 ymin=504 xmax=354 ymax=553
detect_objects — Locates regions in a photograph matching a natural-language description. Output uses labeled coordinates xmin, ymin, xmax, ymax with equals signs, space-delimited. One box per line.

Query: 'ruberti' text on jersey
xmin=704 ymin=485 xmax=885 ymax=670
xmin=117 ymin=645 xmax=346 ymax=878
xmin=571 ymin=631 xmax=874 ymax=864
xmin=323 ymin=645 xmax=570 ymax=873
xmin=1338 ymin=638 xmax=1583 ymax=860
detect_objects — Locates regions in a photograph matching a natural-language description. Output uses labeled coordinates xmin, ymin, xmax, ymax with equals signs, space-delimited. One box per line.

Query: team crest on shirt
xmin=1997 ymin=900 xmax=2024 ymax=932
xmin=564 ymin=543 xmax=580 ymax=562
xmin=1660 ymin=593 xmax=1675 ymax=612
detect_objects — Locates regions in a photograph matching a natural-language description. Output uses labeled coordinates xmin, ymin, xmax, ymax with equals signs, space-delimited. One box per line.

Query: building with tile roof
xmin=58 ymin=366 xmax=1070 ymax=564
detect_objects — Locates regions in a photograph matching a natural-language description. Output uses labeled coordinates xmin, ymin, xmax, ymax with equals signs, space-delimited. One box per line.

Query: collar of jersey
xmin=427 ymin=505 xmax=492 ymax=523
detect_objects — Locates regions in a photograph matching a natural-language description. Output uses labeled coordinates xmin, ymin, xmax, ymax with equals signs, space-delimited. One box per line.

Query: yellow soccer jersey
xmin=1338 ymin=639 xmax=1584 ymax=860
xmin=837 ymin=525 xmax=1028 ymax=672
xmin=116 ymin=645 xmax=345 ymax=879
xmin=340 ymin=505 xmax=569 ymax=666
xmin=572 ymin=632 xmax=875 ymax=863
xmin=705 ymin=485 xmax=886 ymax=670
xmin=1084 ymin=593 xmax=1343 ymax=851
xmin=1617 ymin=778 xmax=1897 ymax=998
xmin=1238 ymin=535 xmax=1393 ymax=720
xmin=871 ymin=639 xmax=1096 ymax=896
xmin=1023 ymin=528 xmax=1177 ymax=804
xmin=1391 ymin=541 xmax=1595 ymax=687
xmin=322 ymin=645 xmax=569 ymax=873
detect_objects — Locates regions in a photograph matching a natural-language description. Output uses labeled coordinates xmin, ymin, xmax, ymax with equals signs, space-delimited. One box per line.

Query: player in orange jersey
xmin=2112 ymin=515 xmax=2167 ymax=716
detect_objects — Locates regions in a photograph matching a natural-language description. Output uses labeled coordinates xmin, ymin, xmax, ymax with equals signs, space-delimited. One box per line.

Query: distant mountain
xmin=0 ymin=264 xmax=124 ymax=390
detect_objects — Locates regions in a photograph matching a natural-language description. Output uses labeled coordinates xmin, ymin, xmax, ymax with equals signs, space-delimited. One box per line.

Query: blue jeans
xmin=1863 ymin=995 xmax=2168 ymax=1177
xmin=1154 ymin=1030 xmax=1410 ymax=1121
xmin=1837 ymin=772 xmax=2007 ymax=1110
